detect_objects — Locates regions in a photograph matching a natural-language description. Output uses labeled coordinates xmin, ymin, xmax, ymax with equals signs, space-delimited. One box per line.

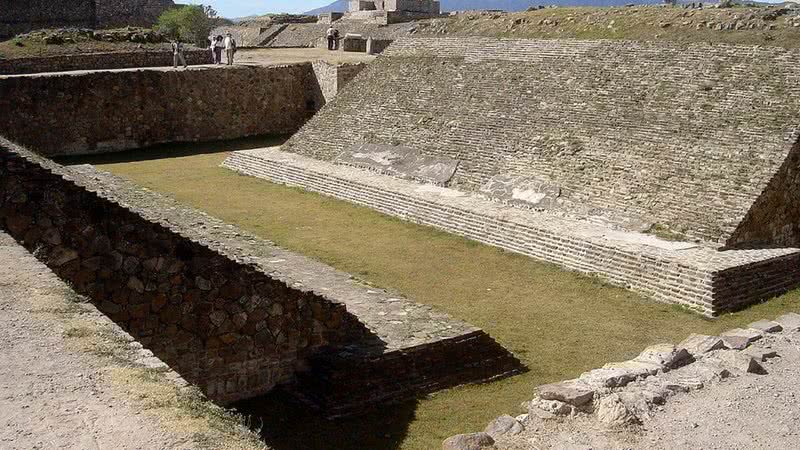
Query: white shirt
xmin=224 ymin=36 xmax=235 ymax=50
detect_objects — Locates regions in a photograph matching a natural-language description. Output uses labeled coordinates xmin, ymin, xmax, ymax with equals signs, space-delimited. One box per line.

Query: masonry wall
xmin=0 ymin=139 xmax=368 ymax=403
xmin=0 ymin=0 xmax=96 ymax=38
xmin=0 ymin=64 xmax=319 ymax=156
xmin=96 ymin=0 xmax=175 ymax=29
xmin=0 ymin=50 xmax=209 ymax=75
xmin=283 ymin=37 xmax=800 ymax=248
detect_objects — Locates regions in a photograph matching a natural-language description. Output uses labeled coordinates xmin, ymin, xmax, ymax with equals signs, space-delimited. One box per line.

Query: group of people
xmin=326 ymin=26 xmax=340 ymax=51
xmin=170 ymin=32 xmax=237 ymax=69
xmin=209 ymin=32 xmax=237 ymax=65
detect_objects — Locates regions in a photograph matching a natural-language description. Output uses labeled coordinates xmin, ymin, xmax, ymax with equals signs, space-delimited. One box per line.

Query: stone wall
xmin=311 ymin=61 xmax=367 ymax=107
xmin=0 ymin=0 xmax=96 ymax=38
xmin=282 ymin=37 xmax=800 ymax=249
xmin=0 ymin=138 xmax=369 ymax=403
xmin=0 ymin=50 xmax=209 ymax=75
xmin=0 ymin=64 xmax=319 ymax=156
xmin=223 ymin=148 xmax=800 ymax=317
xmin=95 ymin=0 xmax=176 ymax=29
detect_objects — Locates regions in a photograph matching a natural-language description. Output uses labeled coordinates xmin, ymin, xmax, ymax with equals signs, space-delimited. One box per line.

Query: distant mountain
xmin=305 ymin=0 xmax=663 ymax=14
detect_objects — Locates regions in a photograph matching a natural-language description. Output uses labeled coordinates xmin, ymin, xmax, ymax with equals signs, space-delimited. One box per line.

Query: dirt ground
xmin=0 ymin=231 xmax=265 ymax=450
xmin=499 ymin=330 xmax=800 ymax=450
xmin=235 ymin=47 xmax=375 ymax=66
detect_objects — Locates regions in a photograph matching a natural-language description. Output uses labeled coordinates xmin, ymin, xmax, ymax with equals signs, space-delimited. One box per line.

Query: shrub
xmin=155 ymin=5 xmax=212 ymax=45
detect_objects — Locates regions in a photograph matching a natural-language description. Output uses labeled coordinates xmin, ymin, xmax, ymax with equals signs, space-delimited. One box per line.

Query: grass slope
xmin=62 ymin=138 xmax=800 ymax=450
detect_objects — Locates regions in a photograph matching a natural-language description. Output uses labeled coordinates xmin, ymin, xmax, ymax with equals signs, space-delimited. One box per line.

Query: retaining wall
xmin=0 ymin=64 xmax=319 ymax=156
xmin=0 ymin=138 xmax=369 ymax=403
xmin=0 ymin=50 xmax=209 ymax=75
xmin=0 ymin=0 xmax=96 ymax=38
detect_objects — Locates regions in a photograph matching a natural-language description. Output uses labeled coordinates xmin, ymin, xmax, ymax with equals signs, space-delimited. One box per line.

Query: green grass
xmin=61 ymin=138 xmax=800 ymax=450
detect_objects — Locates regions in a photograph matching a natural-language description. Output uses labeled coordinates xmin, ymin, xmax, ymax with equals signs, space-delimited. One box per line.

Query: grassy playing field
xmin=61 ymin=138 xmax=800 ymax=450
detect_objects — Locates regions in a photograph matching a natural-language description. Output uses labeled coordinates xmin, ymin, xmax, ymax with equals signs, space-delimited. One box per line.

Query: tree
xmin=156 ymin=5 xmax=212 ymax=45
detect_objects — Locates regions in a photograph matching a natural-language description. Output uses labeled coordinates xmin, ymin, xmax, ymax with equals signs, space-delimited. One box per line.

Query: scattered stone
xmin=707 ymin=351 xmax=767 ymax=375
xmin=530 ymin=398 xmax=575 ymax=416
xmin=721 ymin=334 xmax=750 ymax=351
xmin=634 ymin=344 xmax=692 ymax=370
xmin=484 ymin=415 xmax=524 ymax=438
xmin=748 ymin=320 xmax=782 ymax=333
xmin=527 ymin=405 xmax=557 ymax=420
xmin=537 ymin=381 xmax=595 ymax=406
xmin=442 ymin=432 xmax=494 ymax=450
xmin=774 ymin=313 xmax=800 ymax=332
xmin=721 ymin=328 xmax=762 ymax=344
xmin=596 ymin=393 xmax=639 ymax=426
xmin=680 ymin=334 xmax=725 ymax=356
xmin=743 ymin=347 xmax=779 ymax=362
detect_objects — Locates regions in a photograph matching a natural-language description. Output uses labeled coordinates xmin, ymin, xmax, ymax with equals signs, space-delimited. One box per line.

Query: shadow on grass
xmin=235 ymin=388 xmax=418 ymax=450
xmin=55 ymin=134 xmax=290 ymax=166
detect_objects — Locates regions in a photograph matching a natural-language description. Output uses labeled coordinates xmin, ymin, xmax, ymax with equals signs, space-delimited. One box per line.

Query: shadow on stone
xmin=236 ymin=387 xmax=418 ymax=450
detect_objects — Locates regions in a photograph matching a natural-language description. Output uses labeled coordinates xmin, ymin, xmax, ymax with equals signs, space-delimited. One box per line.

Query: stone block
xmin=484 ymin=415 xmax=524 ymax=438
xmin=748 ymin=320 xmax=782 ymax=333
xmin=634 ymin=344 xmax=692 ymax=370
xmin=680 ymin=334 xmax=725 ymax=356
xmin=708 ymin=351 xmax=767 ymax=375
xmin=537 ymin=381 xmax=595 ymax=406
xmin=442 ymin=432 xmax=494 ymax=450
xmin=743 ymin=347 xmax=779 ymax=362
xmin=775 ymin=313 xmax=800 ymax=332
xmin=721 ymin=335 xmax=751 ymax=351
xmin=721 ymin=328 xmax=762 ymax=344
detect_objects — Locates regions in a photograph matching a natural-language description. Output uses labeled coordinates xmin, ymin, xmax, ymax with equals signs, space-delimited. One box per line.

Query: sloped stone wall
xmin=0 ymin=64 xmax=319 ymax=156
xmin=282 ymin=37 xmax=800 ymax=248
xmin=0 ymin=139 xmax=368 ymax=403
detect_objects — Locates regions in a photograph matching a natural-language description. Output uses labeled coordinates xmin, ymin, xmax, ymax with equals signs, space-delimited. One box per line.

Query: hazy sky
xmin=193 ymin=1 xmax=334 ymax=17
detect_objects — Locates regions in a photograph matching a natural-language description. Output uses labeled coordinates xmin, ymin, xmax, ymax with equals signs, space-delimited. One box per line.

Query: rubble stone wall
xmin=0 ymin=50 xmax=209 ymax=75
xmin=0 ymin=0 xmax=96 ymax=38
xmin=95 ymin=0 xmax=176 ymax=29
xmin=0 ymin=139 xmax=368 ymax=404
xmin=283 ymin=37 xmax=800 ymax=248
xmin=0 ymin=64 xmax=319 ymax=156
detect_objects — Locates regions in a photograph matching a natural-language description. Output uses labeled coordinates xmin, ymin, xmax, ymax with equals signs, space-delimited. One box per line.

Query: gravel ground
xmin=498 ymin=331 xmax=800 ymax=450
xmin=0 ymin=231 xmax=191 ymax=449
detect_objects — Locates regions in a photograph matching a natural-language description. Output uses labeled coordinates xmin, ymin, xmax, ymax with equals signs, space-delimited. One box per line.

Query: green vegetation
xmin=62 ymin=138 xmax=800 ymax=450
xmin=156 ymin=5 xmax=212 ymax=45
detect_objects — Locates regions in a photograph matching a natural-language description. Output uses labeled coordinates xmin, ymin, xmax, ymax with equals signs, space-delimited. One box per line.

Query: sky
xmin=190 ymin=1 xmax=334 ymax=17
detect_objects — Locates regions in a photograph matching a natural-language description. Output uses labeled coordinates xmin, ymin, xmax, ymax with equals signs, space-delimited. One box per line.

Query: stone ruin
xmin=346 ymin=0 xmax=442 ymax=24
xmin=0 ymin=0 xmax=179 ymax=38
xmin=0 ymin=55 xmax=522 ymax=414
xmin=223 ymin=37 xmax=800 ymax=317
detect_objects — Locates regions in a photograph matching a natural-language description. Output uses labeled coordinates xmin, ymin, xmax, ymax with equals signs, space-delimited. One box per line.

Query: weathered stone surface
xmin=748 ymin=320 xmax=783 ymax=333
xmin=721 ymin=328 xmax=763 ymax=344
xmin=335 ymin=143 xmax=459 ymax=185
xmin=743 ymin=348 xmax=779 ymax=362
xmin=706 ymin=351 xmax=767 ymax=375
xmin=775 ymin=313 xmax=800 ymax=332
xmin=484 ymin=415 xmax=524 ymax=438
xmin=596 ymin=393 xmax=638 ymax=426
xmin=680 ymin=334 xmax=725 ymax=356
xmin=442 ymin=432 xmax=494 ymax=450
xmin=721 ymin=335 xmax=751 ymax=351
xmin=537 ymin=381 xmax=595 ymax=406
xmin=48 ymin=246 xmax=78 ymax=266
xmin=634 ymin=344 xmax=692 ymax=370
xmin=530 ymin=398 xmax=574 ymax=416
xmin=603 ymin=360 xmax=663 ymax=376
xmin=580 ymin=367 xmax=643 ymax=389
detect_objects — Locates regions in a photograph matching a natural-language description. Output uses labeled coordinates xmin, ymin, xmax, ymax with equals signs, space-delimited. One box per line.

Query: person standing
xmin=214 ymin=35 xmax=224 ymax=64
xmin=326 ymin=26 xmax=335 ymax=51
xmin=172 ymin=39 xmax=188 ymax=69
xmin=224 ymin=32 xmax=237 ymax=65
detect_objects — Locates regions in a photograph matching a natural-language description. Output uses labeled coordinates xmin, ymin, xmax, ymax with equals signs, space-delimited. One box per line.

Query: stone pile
xmin=16 ymin=27 xmax=167 ymax=45
xmin=443 ymin=313 xmax=800 ymax=450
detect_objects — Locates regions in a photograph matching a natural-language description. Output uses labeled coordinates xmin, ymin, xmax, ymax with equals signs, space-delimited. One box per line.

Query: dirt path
xmin=499 ymin=330 xmax=800 ymax=449
xmin=0 ymin=231 xmax=192 ymax=449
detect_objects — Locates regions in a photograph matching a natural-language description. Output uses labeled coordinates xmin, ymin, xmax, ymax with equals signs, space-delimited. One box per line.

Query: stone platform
xmin=64 ymin=164 xmax=523 ymax=415
xmin=223 ymin=148 xmax=800 ymax=317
